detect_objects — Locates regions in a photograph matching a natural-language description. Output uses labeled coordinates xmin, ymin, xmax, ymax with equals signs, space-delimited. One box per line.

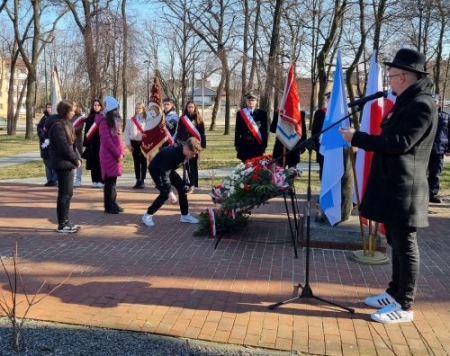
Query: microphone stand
xmin=269 ymin=109 xmax=358 ymax=313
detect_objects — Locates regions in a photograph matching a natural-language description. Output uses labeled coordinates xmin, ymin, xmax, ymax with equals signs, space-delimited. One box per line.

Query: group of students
xmin=37 ymin=97 xmax=207 ymax=233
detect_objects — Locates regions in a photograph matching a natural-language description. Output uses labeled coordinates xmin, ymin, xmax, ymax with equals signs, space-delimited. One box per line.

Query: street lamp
xmin=144 ymin=60 xmax=150 ymax=104
xmin=418 ymin=0 xmax=424 ymax=52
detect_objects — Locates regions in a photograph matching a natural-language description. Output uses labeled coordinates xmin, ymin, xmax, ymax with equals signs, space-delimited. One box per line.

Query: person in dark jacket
xmin=340 ymin=48 xmax=438 ymax=324
xmin=36 ymin=103 xmax=58 ymax=186
xmin=235 ymin=92 xmax=269 ymax=163
xmin=47 ymin=100 xmax=82 ymax=233
xmin=142 ymin=137 xmax=202 ymax=227
xmin=175 ymin=101 xmax=206 ymax=187
xmin=83 ymin=99 xmax=104 ymax=188
xmin=270 ymin=110 xmax=307 ymax=167
xmin=427 ymin=95 xmax=450 ymax=203
xmin=311 ymin=92 xmax=330 ymax=180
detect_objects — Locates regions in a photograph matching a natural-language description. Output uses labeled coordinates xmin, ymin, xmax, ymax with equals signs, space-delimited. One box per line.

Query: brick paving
xmin=0 ymin=181 xmax=449 ymax=355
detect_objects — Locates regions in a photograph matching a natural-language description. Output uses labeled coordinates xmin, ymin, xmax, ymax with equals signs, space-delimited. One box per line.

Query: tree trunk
xmin=260 ymin=0 xmax=284 ymax=114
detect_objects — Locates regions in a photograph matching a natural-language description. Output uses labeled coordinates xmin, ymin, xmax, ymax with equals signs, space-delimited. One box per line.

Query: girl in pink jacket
xmin=96 ymin=96 xmax=125 ymax=214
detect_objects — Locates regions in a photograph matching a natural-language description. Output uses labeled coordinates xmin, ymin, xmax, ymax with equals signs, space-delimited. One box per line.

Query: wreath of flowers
xmin=194 ymin=155 xmax=300 ymax=237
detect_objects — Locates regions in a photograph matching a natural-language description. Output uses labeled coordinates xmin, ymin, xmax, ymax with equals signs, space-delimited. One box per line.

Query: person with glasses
xmin=340 ymin=48 xmax=438 ymax=324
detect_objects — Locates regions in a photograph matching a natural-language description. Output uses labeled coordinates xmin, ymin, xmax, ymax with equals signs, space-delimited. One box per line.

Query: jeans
xmin=55 ymin=169 xmax=74 ymax=225
xmin=147 ymin=169 xmax=188 ymax=215
xmin=385 ymin=224 xmax=419 ymax=311
xmin=44 ymin=158 xmax=58 ymax=183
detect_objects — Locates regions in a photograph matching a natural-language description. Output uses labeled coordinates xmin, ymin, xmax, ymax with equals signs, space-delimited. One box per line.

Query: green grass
xmin=0 ymin=131 xmax=39 ymax=157
xmin=0 ymin=127 xmax=449 ymax=196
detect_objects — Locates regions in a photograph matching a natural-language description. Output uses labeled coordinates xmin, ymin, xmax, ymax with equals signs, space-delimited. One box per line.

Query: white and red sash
xmin=71 ymin=115 xmax=85 ymax=128
xmin=179 ymin=115 xmax=201 ymax=142
xmin=165 ymin=127 xmax=174 ymax=145
xmin=239 ymin=108 xmax=262 ymax=144
xmin=131 ymin=116 xmax=145 ymax=134
xmin=85 ymin=122 xmax=98 ymax=141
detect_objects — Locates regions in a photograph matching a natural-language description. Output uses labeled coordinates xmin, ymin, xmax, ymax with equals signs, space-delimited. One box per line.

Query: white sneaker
xmin=91 ymin=182 xmax=97 ymax=188
xmin=180 ymin=213 xmax=199 ymax=224
xmin=142 ymin=213 xmax=155 ymax=227
xmin=364 ymin=292 xmax=398 ymax=309
xmin=96 ymin=182 xmax=105 ymax=188
xmin=371 ymin=304 xmax=414 ymax=324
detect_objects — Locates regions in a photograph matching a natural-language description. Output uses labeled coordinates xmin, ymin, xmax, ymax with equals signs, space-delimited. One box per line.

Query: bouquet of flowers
xmin=195 ymin=155 xmax=300 ymax=237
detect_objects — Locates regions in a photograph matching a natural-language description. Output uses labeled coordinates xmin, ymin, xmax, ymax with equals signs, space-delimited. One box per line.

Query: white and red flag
xmin=354 ymin=51 xmax=385 ymax=234
xmin=276 ymin=63 xmax=302 ymax=150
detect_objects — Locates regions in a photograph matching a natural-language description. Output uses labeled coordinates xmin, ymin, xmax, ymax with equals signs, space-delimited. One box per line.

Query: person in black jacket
xmin=340 ymin=48 xmax=437 ymax=324
xmin=36 ymin=103 xmax=58 ymax=186
xmin=270 ymin=110 xmax=307 ymax=167
xmin=142 ymin=137 xmax=202 ymax=227
xmin=235 ymin=92 xmax=269 ymax=163
xmin=47 ymin=100 xmax=82 ymax=233
xmin=428 ymin=95 xmax=450 ymax=203
xmin=311 ymin=92 xmax=330 ymax=181
xmin=82 ymin=99 xmax=104 ymax=188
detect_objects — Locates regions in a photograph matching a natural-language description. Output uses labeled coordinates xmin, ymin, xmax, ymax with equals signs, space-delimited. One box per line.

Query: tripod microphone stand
xmin=268 ymin=111 xmax=357 ymax=313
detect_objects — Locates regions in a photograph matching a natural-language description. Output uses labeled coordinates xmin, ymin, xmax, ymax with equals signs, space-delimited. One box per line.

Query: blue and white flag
xmin=319 ymin=51 xmax=350 ymax=226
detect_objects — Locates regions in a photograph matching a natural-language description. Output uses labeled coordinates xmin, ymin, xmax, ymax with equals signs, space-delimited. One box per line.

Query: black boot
xmin=138 ymin=179 xmax=145 ymax=189
xmin=133 ymin=180 xmax=140 ymax=189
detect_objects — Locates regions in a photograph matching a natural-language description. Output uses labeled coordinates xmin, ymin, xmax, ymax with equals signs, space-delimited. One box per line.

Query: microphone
xmin=348 ymin=91 xmax=388 ymax=108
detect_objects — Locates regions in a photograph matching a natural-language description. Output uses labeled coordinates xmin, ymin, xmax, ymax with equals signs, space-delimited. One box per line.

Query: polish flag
xmin=354 ymin=51 xmax=385 ymax=235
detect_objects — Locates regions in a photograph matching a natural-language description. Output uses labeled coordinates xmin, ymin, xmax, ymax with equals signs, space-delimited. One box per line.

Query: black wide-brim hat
xmin=383 ymin=48 xmax=428 ymax=75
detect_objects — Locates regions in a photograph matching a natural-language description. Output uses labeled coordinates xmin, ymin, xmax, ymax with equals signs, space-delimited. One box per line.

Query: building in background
xmin=0 ymin=57 xmax=27 ymax=119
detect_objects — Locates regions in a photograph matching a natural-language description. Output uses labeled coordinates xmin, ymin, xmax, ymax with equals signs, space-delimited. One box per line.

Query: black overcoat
xmin=351 ymin=78 xmax=437 ymax=227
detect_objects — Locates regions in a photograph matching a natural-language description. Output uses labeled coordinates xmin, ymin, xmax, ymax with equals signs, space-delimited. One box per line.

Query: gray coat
xmin=352 ymin=78 xmax=437 ymax=227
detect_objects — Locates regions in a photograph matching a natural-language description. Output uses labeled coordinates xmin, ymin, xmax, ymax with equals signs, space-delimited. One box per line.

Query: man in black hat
xmin=340 ymin=48 xmax=438 ymax=324
xmin=427 ymin=94 xmax=450 ymax=203
xmin=234 ymin=92 xmax=269 ymax=163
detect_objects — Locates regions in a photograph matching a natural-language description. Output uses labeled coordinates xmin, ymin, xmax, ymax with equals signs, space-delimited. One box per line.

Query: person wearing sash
xmin=96 ymin=96 xmax=126 ymax=214
xmin=83 ymin=99 xmax=104 ymax=188
xmin=175 ymin=101 xmax=206 ymax=187
xmin=125 ymin=103 xmax=147 ymax=189
xmin=235 ymin=92 xmax=269 ymax=163
xmin=70 ymin=100 xmax=86 ymax=187
xmin=142 ymin=137 xmax=202 ymax=227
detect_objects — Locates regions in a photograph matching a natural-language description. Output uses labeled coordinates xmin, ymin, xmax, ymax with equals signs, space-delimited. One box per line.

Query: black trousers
xmin=385 ymin=224 xmax=419 ymax=311
xmin=104 ymin=176 xmax=118 ymax=210
xmin=147 ymin=169 xmax=188 ymax=215
xmin=131 ymin=140 xmax=147 ymax=180
xmin=55 ymin=169 xmax=74 ymax=225
xmin=427 ymin=153 xmax=444 ymax=197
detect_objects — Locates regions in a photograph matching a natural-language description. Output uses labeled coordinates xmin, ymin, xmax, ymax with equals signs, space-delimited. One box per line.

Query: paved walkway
xmin=0 ymin=170 xmax=449 ymax=355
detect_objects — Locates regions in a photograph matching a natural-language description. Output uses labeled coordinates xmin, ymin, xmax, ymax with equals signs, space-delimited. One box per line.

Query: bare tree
xmin=6 ymin=0 xmax=67 ymax=138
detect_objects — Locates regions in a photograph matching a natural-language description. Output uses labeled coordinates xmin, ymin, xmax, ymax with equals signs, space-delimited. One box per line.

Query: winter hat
xmin=104 ymin=96 xmax=119 ymax=112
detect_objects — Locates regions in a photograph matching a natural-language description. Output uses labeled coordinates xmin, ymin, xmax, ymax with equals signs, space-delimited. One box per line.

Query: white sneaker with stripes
xmin=364 ymin=292 xmax=397 ymax=308
xmin=371 ymin=304 xmax=413 ymax=324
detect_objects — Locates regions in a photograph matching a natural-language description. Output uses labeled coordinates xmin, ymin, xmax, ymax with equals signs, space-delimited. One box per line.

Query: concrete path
xmin=0 ymin=176 xmax=449 ymax=355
